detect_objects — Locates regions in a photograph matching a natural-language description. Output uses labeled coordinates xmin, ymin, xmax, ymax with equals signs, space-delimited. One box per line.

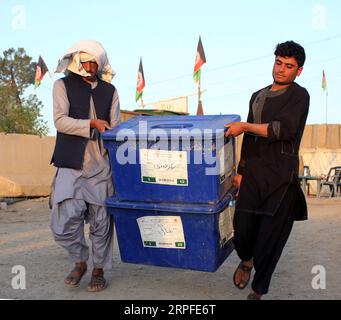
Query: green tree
xmin=0 ymin=48 xmax=49 ymax=135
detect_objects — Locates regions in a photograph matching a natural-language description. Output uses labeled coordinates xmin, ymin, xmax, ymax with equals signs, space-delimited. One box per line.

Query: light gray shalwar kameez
xmin=50 ymin=79 xmax=120 ymax=269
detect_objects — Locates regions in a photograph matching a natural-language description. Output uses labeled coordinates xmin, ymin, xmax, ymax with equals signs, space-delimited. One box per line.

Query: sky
xmin=1 ymin=0 xmax=340 ymax=135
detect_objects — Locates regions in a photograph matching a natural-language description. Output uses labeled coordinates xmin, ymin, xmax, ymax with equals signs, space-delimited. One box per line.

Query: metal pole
xmin=325 ymin=91 xmax=328 ymax=124
xmin=198 ymin=77 xmax=201 ymax=106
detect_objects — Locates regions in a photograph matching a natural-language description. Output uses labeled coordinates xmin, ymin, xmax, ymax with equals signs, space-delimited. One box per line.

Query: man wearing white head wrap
xmin=55 ymin=39 xmax=115 ymax=83
xmin=50 ymin=40 xmax=120 ymax=292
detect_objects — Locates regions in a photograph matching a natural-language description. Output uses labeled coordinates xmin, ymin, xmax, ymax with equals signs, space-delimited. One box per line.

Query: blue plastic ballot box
xmin=106 ymin=192 xmax=235 ymax=272
xmin=102 ymin=115 xmax=240 ymax=204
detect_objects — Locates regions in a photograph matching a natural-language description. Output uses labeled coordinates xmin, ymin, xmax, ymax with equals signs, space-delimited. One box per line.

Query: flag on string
xmin=322 ymin=69 xmax=327 ymax=92
xmin=193 ymin=36 xmax=206 ymax=83
xmin=135 ymin=58 xmax=145 ymax=102
xmin=34 ymin=56 xmax=49 ymax=89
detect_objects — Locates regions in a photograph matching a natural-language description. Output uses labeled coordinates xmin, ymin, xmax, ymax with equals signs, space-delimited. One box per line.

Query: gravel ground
xmin=0 ymin=196 xmax=340 ymax=300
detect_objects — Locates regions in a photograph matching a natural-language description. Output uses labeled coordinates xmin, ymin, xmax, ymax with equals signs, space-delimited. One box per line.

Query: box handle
xmin=151 ymin=123 xmax=193 ymax=129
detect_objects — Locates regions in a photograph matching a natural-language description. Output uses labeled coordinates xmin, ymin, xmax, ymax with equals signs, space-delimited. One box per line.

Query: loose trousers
xmin=50 ymin=199 xmax=114 ymax=270
xmin=233 ymin=185 xmax=297 ymax=295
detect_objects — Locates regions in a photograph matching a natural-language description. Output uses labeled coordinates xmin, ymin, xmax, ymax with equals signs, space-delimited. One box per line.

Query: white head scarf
xmin=55 ymin=40 xmax=115 ymax=83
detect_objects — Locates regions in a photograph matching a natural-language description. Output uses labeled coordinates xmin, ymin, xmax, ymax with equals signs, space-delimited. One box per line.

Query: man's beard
xmin=86 ymin=74 xmax=97 ymax=81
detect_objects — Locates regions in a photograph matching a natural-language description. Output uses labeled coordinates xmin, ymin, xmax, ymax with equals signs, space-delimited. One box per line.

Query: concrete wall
xmin=0 ymin=122 xmax=340 ymax=197
xmin=301 ymin=124 xmax=341 ymax=149
xmin=0 ymin=133 xmax=56 ymax=197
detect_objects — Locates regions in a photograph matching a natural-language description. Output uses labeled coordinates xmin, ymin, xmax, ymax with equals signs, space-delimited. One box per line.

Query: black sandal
xmin=64 ymin=263 xmax=87 ymax=288
xmin=233 ymin=261 xmax=253 ymax=290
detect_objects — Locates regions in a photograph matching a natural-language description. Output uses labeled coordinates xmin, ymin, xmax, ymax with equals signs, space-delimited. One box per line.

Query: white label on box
xmin=218 ymin=205 xmax=235 ymax=247
xmin=137 ymin=216 xmax=186 ymax=249
xmin=218 ymin=141 xmax=234 ymax=184
xmin=140 ymin=149 xmax=188 ymax=186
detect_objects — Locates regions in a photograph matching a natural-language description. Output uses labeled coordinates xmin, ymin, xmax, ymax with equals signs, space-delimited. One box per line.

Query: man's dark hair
xmin=274 ymin=41 xmax=306 ymax=67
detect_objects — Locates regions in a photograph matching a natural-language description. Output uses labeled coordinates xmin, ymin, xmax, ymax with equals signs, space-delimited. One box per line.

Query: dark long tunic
xmin=236 ymin=82 xmax=310 ymax=221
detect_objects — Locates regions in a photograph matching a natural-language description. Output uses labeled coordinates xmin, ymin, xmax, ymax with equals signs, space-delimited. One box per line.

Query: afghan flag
xmin=322 ymin=70 xmax=327 ymax=92
xmin=193 ymin=36 xmax=206 ymax=83
xmin=34 ymin=56 xmax=49 ymax=89
xmin=135 ymin=58 xmax=145 ymax=102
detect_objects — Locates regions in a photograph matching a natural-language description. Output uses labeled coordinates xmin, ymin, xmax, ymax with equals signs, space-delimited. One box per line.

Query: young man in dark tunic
xmin=225 ymin=41 xmax=310 ymax=300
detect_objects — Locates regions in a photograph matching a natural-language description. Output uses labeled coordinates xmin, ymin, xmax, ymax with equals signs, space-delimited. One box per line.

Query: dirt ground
xmin=0 ymin=196 xmax=340 ymax=300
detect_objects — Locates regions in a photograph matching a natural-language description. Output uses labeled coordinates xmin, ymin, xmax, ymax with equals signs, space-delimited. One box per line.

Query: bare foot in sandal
xmin=64 ymin=262 xmax=87 ymax=288
xmin=233 ymin=259 xmax=253 ymax=289
xmin=87 ymin=268 xmax=106 ymax=292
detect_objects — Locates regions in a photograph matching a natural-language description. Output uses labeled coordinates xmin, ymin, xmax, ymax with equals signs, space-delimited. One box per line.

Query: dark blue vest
xmin=51 ymin=73 xmax=115 ymax=169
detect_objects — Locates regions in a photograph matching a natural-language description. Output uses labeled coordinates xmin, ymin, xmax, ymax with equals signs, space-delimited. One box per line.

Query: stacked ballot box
xmin=107 ymin=193 xmax=235 ymax=272
xmin=102 ymin=114 xmax=240 ymax=271
xmin=103 ymin=115 xmax=240 ymax=204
